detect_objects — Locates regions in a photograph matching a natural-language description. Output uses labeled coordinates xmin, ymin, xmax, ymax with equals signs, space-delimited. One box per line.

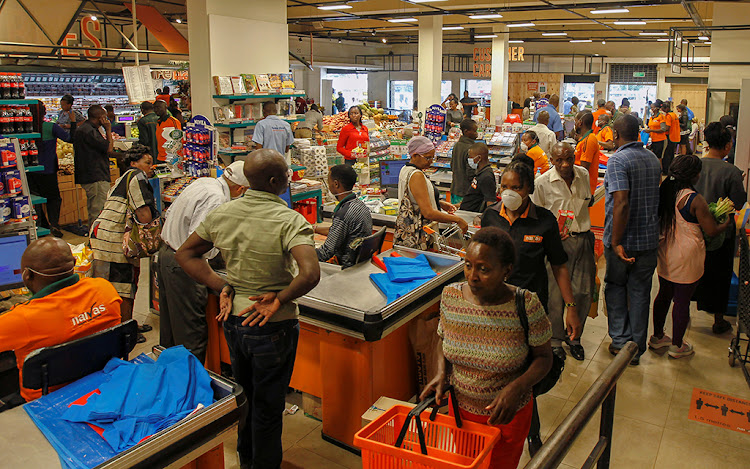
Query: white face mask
xmin=520 ymin=142 xmax=529 ymax=152
xmin=467 ymin=158 xmax=478 ymax=170
xmin=330 ymin=189 xmax=353 ymax=199
xmin=501 ymin=189 xmax=523 ymax=211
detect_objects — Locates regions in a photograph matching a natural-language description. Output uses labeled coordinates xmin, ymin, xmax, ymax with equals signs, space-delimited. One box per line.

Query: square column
xmin=417 ymin=16 xmax=443 ymax=115
xmin=490 ymin=26 xmax=510 ymax=128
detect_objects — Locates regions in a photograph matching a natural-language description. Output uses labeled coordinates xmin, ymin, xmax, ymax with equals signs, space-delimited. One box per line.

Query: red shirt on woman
xmin=337 ymin=123 xmax=369 ymax=160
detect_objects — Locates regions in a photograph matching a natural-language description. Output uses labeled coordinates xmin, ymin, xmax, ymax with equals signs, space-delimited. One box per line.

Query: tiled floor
xmin=60 ymin=229 xmax=750 ymax=469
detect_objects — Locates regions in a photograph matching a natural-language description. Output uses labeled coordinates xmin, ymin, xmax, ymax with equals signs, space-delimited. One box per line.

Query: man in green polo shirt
xmin=137 ymin=101 xmax=159 ymax=159
xmin=176 ymin=149 xmax=320 ymax=469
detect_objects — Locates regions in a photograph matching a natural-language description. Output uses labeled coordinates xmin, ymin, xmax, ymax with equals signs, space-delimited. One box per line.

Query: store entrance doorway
xmin=608 ymin=84 xmax=657 ymax=120
xmin=324 ymin=72 xmax=368 ymax=111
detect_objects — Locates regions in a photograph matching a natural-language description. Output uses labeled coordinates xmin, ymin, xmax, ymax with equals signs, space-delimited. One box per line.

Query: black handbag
xmin=515 ymin=288 xmax=564 ymax=396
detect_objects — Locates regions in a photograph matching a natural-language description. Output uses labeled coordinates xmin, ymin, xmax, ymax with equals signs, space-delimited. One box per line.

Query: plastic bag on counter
xmin=69 ymin=243 xmax=93 ymax=278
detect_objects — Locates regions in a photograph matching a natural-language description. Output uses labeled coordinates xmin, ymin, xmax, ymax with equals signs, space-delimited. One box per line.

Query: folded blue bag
xmin=383 ymin=254 xmax=437 ymax=283
xmin=370 ymin=273 xmax=431 ymax=303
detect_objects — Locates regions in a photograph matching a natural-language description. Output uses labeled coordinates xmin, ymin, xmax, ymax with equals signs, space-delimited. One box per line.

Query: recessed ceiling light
xmin=410 ymin=0 xmax=448 ymax=3
xmin=382 ymin=38 xmax=387 ymax=43
xmin=594 ymin=53 xmax=600 ymax=56
xmin=175 ymin=18 xmax=182 ymax=23
xmin=590 ymin=9 xmax=630 ymax=14
xmin=508 ymin=40 xmax=524 ymax=43
xmin=699 ymin=36 xmax=709 ymax=41
xmin=614 ymin=21 xmax=646 ymax=25
xmin=640 ymin=32 xmax=668 ymax=36
xmin=657 ymin=38 xmax=671 ymax=42
xmin=389 ymin=18 xmax=418 ymax=23
xmin=570 ymin=39 xmax=592 ymax=43
xmin=704 ymin=41 xmax=712 ymax=45
xmin=542 ymin=32 xmax=567 ymax=36
xmin=318 ymin=4 xmax=353 ymax=10
xmin=469 ymin=14 xmax=503 ymax=19
xmin=508 ymin=23 xmax=535 ymax=28
xmin=90 ymin=15 xmax=97 ymax=21
xmin=442 ymin=26 xmax=464 ymax=30
xmin=602 ymin=40 xmax=606 ymax=44
xmin=475 ymin=34 xmax=498 ymax=39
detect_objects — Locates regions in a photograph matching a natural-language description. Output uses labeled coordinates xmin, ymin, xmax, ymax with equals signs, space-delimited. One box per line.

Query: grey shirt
xmin=695 ymin=157 xmax=746 ymax=207
xmin=450 ymin=135 xmax=476 ymax=197
xmin=298 ymin=109 xmax=324 ymax=131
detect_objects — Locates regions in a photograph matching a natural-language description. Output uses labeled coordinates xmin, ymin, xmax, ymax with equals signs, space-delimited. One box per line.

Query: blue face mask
xmin=467 ymin=158 xmax=478 ymax=170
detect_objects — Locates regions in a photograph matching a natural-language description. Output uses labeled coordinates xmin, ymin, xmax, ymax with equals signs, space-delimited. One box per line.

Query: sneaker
xmin=648 ymin=334 xmax=672 ymax=350
xmin=668 ymin=342 xmax=694 ymax=359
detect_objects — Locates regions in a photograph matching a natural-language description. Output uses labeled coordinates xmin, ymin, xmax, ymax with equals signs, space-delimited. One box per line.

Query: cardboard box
xmin=302 ymin=393 xmax=322 ymax=421
xmin=58 ymin=186 xmax=87 ymax=226
xmin=58 ymin=173 xmax=75 ymax=190
xmin=361 ymin=396 xmax=415 ymax=428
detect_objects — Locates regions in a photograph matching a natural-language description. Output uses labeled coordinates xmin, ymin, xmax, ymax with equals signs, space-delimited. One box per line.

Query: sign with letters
xmin=472 ymin=46 xmax=525 ymax=77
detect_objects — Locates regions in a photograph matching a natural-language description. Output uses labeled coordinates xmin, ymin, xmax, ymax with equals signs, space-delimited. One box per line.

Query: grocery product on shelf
xmin=322 ymin=112 xmax=350 ymax=132
xmin=0 ymin=73 xmax=26 ymax=99
xmin=161 ymin=176 xmax=198 ymax=203
xmin=423 ymin=104 xmax=447 ymax=143
xmin=0 ymin=106 xmax=34 ymax=135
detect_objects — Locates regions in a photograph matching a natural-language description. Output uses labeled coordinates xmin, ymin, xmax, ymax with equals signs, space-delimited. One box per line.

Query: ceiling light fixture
xmin=590 ymin=8 xmax=630 ymax=14
xmin=382 ymin=38 xmax=387 ymax=43
xmin=602 ymin=40 xmax=606 ymax=44
xmin=175 ymin=18 xmax=182 ymax=24
xmin=388 ymin=18 xmax=418 ymax=23
xmin=570 ymin=39 xmax=592 ymax=43
xmin=507 ymin=23 xmax=535 ymax=28
xmin=371 ymin=29 xmax=376 ymax=36
xmin=442 ymin=26 xmax=465 ymax=30
xmin=699 ymin=35 xmax=709 ymax=41
xmin=469 ymin=14 xmax=503 ymax=19
xmin=542 ymin=32 xmax=567 ymax=36
xmin=318 ymin=4 xmax=353 ymax=10
xmin=508 ymin=40 xmax=524 ymax=43
xmin=657 ymin=38 xmax=670 ymax=42
xmin=90 ymin=15 xmax=97 ymax=21
xmin=704 ymin=41 xmax=712 ymax=45
xmin=640 ymin=32 xmax=667 ymax=36
xmin=338 ymin=38 xmax=342 ymax=43
xmin=614 ymin=21 xmax=646 ymax=25
xmin=475 ymin=34 xmax=498 ymax=39
xmin=410 ymin=0 xmax=448 ymax=3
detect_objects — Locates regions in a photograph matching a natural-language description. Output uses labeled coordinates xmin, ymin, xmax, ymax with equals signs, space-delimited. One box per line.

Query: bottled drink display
xmin=0 ymin=105 xmax=34 ymax=135
xmin=0 ymin=73 xmax=26 ymax=99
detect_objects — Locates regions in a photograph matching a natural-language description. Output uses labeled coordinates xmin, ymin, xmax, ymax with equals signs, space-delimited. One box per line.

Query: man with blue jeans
xmin=603 ymin=115 xmax=661 ymax=365
xmin=177 ymin=149 xmax=320 ymax=469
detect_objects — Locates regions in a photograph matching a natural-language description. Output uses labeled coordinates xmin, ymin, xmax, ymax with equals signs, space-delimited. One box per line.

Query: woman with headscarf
xmin=395 ymin=136 xmax=468 ymax=249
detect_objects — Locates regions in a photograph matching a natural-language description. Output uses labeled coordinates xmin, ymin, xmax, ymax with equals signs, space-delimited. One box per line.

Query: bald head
xmin=21 ymin=237 xmax=76 ymax=294
xmin=613 ymin=114 xmax=640 ymax=147
xmin=243 ymin=149 xmax=289 ymax=195
xmin=263 ymin=101 xmax=277 ymax=117
xmin=537 ymin=110 xmax=550 ymax=125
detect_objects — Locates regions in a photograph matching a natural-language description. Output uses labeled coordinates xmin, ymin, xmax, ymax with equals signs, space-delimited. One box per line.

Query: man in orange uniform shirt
xmin=596 ymin=114 xmax=615 ymax=151
xmin=664 ymin=100 xmax=681 ymax=174
xmin=154 ymin=99 xmax=182 ymax=162
xmin=574 ymin=111 xmax=600 ymax=194
xmin=592 ymin=99 xmax=608 ymax=134
xmin=0 ymin=237 xmax=122 ymax=401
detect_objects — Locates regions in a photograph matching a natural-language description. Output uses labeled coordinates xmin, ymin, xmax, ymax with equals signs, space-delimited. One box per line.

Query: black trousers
xmin=157 ymin=244 xmax=209 ymax=364
xmin=663 ymin=140 xmax=678 ymax=175
xmin=26 ymin=172 xmax=61 ymax=228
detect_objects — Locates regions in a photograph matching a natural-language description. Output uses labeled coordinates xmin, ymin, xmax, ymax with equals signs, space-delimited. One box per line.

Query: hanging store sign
xmin=151 ymin=70 xmax=189 ymax=81
xmin=473 ymin=46 xmax=525 ymax=77
xmin=60 ymin=17 xmax=103 ymax=61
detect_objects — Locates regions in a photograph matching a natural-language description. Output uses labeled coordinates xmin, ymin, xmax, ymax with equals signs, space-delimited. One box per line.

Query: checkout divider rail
xmin=523 ymin=341 xmax=638 ymax=469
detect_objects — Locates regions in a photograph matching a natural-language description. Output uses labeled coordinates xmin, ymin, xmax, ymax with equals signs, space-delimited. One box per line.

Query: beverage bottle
xmin=20 ymin=140 xmax=28 ymax=165
xmin=24 ymin=106 xmax=33 ymax=133
xmin=17 ymin=74 xmax=24 ymax=98
xmin=0 ymin=74 xmax=8 ymax=99
xmin=13 ymin=107 xmax=22 ymax=134
xmin=1 ymin=107 xmax=10 ymax=134
xmin=9 ymin=73 xmax=18 ymax=99
xmin=28 ymin=140 xmax=38 ymax=166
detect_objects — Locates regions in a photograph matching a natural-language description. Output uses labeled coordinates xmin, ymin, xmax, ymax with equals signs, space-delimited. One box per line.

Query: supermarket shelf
xmin=214 ymin=117 xmax=304 ymax=129
xmin=36 ymin=227 xmax=50 ymax=237
xmin=0 ymin=99 xmax=40 ymax=105
xmin=31 ymin=195 xmax=47 ymax=205
xmin=291 ymin=164 xmax=306 ymax=172
xmin=218 ymin=149 xmax=250 ymax=156
xmin=0 ymin=133 xmax=41 ymax=139
xmin=213 ymin=93 xmax=305 ymax=101
xmin=25 ymin=165 xmax=44 ymax=172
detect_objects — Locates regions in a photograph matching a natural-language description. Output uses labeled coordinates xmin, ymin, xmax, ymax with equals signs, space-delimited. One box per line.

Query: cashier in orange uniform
xmin=574 ymin=111 xmax=600 ymax=194
xmin=154 ymin=99 xmax=182 ymax=162
xmin=521 ymin=130 xmax=550 ymax=175
xmin=0 ymin=237 xmax=122 ymax=402
xmin=596 ymin=114 xmax=615 ymax=151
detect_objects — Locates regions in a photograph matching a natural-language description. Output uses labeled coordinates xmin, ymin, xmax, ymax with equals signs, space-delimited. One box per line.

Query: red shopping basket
xmin=354 ymin=387 xmax=501 ymax=469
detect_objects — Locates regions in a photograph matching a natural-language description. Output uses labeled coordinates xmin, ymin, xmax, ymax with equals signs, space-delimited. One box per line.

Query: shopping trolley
xmin=423 ymin=222 xmax=471 ymax=258
xmin=354 ymin=386 xmax=501 ymax=469
xmin=728 ymin=229 xmax=750 ymax=388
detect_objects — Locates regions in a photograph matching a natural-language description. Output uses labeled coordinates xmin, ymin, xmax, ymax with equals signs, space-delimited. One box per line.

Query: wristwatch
xmin=565 ymin=302 xmax=577 ymax=308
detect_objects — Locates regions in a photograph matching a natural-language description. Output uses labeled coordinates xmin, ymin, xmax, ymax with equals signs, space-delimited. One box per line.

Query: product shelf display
xmin=0 ymin=137 xmax=43 ymax=240
xmin=423 ymin=105 xmax=447 ymax=143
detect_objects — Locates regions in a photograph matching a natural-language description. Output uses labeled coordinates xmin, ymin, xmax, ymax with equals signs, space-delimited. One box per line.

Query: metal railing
xmin=524 ymin=341 xmax=638 ymax=469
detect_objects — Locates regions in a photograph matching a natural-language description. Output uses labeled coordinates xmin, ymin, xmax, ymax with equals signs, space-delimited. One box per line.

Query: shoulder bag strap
xmin=515 ymin=287 xmax=530 ymax=345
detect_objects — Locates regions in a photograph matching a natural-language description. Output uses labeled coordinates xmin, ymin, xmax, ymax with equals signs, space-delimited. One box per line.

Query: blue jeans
xmin=223 ymin=316 xmax=299 ymax=469
xmin=604 ymin=246 xmax=657 ymax=356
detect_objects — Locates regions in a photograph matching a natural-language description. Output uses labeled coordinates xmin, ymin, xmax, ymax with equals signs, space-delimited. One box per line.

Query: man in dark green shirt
xmin=450 ymin=119 xmax=478 ymax=204
xmin=137 ymin=101 xmax=159 ymax=159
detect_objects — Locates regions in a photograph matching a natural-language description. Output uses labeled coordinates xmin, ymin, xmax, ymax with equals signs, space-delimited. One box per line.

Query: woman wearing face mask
xmin=337 ymin=106 xmax=370 ymax=166
xmin=460 ymin=142 xmax=497 ymax=213
xmin=644 ymin=99 xmax=668 ymax=167
xmin=395 ymin=136 xmax=469 ymax=250
xmin=480 ymin=157 xmax=581 ymax=455
xmin=521 ymin=130 xmax=550 ymax=175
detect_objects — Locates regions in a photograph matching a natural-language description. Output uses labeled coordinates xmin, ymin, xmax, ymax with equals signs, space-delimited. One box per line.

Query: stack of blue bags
xmin=370 ymin=254 xmax=437 ymax=303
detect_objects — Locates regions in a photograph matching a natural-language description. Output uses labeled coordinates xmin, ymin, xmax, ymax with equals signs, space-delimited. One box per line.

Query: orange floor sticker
xmin=688 ymin=388 xmax=750 ymax=434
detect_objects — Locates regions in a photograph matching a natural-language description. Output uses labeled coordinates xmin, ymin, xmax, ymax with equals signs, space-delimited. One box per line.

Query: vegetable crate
xmin=354 ymin=404 xmax=500 ymax=469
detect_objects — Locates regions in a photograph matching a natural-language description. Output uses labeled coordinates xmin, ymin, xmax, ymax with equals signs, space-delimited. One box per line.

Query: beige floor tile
xmin=536 ymin=393 xmax=568 ymax=439
xmin=675 ymin=349 xmax=750 ymax=400
xmin=653 ymin=428 xmax=750 ymax=469
xmin=282 ymin=446 xmax=349 ymax=469
xmin=295 ymin=428 xmax=362 ymax=469
xmin=282 ymin=410 xmax=323 ymax=449
xmin=665 ymin=382 xmax=750 ymax=451
xmin=545 ymin=356 xmax=590 ymax=400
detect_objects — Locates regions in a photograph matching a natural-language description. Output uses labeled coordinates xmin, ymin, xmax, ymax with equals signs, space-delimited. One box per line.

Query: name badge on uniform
xmin=524 ymin=235 xmax=543 ymax=243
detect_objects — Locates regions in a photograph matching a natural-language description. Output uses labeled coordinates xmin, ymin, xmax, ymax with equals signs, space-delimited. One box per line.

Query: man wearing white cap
xmin=158 ymin=161 xmax=249 ymax=363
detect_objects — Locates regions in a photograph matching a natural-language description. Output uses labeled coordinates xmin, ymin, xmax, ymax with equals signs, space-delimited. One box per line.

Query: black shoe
xmin=630 ymin=356 xmax=640 ymax=366
xmin=138 ymin=324 xmax=153 ymax=333
xmin=569 ymin=344 xmax=585 ymax=361
xmin=137 ymin=333 xmax=146 ymax=344
xmin=552 ymin=346 xmax=567 ymax=361
xmin=608 ymin=344 xmax=621 ymax=356
xmin=527 ymin=434 xmax=543 ymax=457
xmin=712 ymin=319 xmax=732 ymax=334
xmin=50 ymin=227 xmax=64 ymax=238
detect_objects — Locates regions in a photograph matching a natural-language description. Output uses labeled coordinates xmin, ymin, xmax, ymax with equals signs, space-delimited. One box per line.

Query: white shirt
xmin=162 ymin=176 xmax=231 ymax=258
xmin=529 ymin=123 xmax=557 ymax=157
xmin=531 ymin=165 xmax=592 ymax=233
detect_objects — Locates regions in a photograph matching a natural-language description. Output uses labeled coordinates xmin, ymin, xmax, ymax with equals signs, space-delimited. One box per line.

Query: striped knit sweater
xmin=438 ymin=282 xmax=552 ymax=416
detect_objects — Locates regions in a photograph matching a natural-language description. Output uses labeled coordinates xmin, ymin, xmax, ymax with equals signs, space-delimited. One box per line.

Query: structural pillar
xmin=490 ymin=26 xmax=510 ymax=128
xmin=187 ymin=0 xmax=289 ymax=118
xmin=417 ymin=16 xmax=443 ymax=115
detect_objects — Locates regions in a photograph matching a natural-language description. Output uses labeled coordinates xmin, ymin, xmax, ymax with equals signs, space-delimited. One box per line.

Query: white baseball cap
xmin=221 ymin=161 xmax=250 ymax=187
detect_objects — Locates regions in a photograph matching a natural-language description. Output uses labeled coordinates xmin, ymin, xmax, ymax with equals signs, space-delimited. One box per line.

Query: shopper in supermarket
xmin=156 ymin=85 xmax=171 ymax=103
xmin=680 ymin=98 xmax=695 ymax=121
xmin=596 ymin=114 xmax=615 ymax=151
xmin=176 ymin=149 xmax=320 ymax=469
xmin=720 ymin=114 xmax=737 ymax=163
xmin=591 ymin=99 xmax=607 ymax=134
xmin=295 ymin=103 xmax=324 ymax=139
xmin=441 ymin=92 xmax=460 ymax=109
xmin=73 ymin=104 xmax=114 ymax=227
xmin=605 ymin=100 xmax=621 ymax=123
xmin=335 ymin=91 xmax=346 ymax=113
xmin=0 ymin=237 xmax=122 ymax=402
xmin=521 ymin=130 xmax=550 ymax=175
xmin=618 ymin=98 xmax=631 ymax=116
xmin=535 ymin=94 xmax=564 ymax=140
xmin=459 ymin=143 xmax=497 ymax=213
xmin=652 ymin=154 xmax=732 ymax=359
xmin=676 ymin=104 xmax=691 ymax=155
xmin=460 ymin=90 xmax=478 ymax=118
xmin=158 ymin=161 xmax=250 ymax=364
xmin=28 ymin=102 xmax=72 ymax=238
xmin=644 ymin=99 xmax=668 ymax=165
xmin=479 ymin=158 xmax=581 ymax=453
xmin=90 ymin=144 xmax=157 ymax=343
xmin=314 ymin=164 xmax=373 ymax=268
xmin=663 ymin=100 xmax=680 ymax=174
xmin=251 ymin=101 xmax=295 ymax=158
xmin=531 ymin=142 xmax=595 ymax=362
xmin=421 ymin=227 xmax=553 ymax=469
xmin=137 ymin=101 xmax=159 ymax=159
xmin=336 ymin=105 xmax=370 ymax=166
xmin=104 ymin=104 xmax=126 ymax=137
xmin=528 ymin=110 xmax=556 ymax=157
xmin=573 ymin=111 xmax=600 ymax=195
xmin=693 ymin=122 xmax=747 ymax=335
xmin=395 ymin=136 xmax=468 ymax=249
xmin=444 ymin=99 xmax=463 ymax=130
xmin=57 ymin=94 xmax=84 ymax=131
xmin=168 ymin=97 xmax=185 ymax=127
xmin=603 ymin=115 xmax=661 ymax=363
xmin=154 ymin=99 xmax=183 ymax=162
xmin=449 ymin=118 xmax=478 ymax=204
